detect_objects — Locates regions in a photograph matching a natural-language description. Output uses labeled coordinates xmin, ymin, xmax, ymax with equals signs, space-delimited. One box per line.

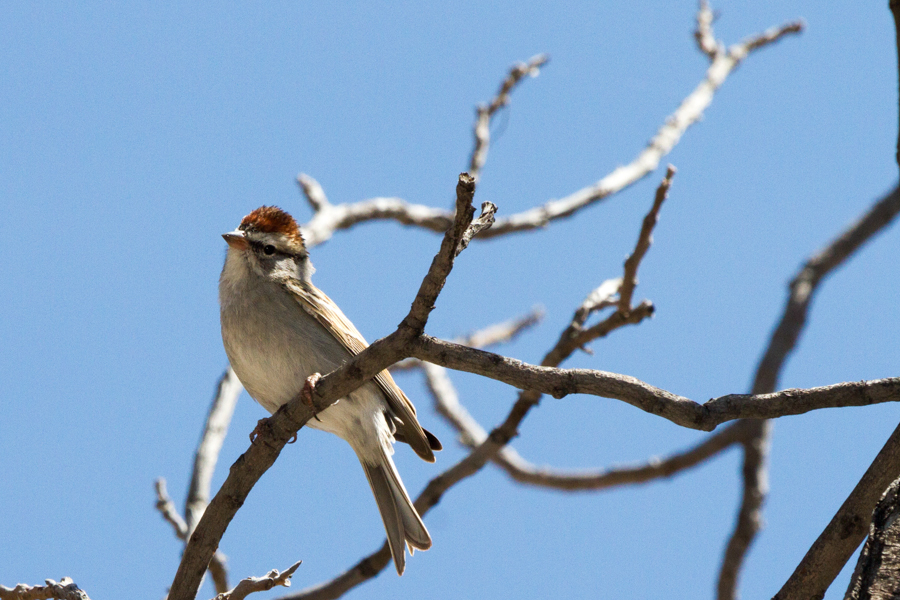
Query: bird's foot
xmin=250 ymin=415 xmax=298 ymax=444
xmin=249 ymin=418 xmax=269 ymax=444
xmin=303 ymin=373 xmax=322 ymax=422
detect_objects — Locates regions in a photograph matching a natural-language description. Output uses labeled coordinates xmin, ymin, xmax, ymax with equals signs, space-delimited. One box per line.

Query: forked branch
xmin=298 ymin=14 xmax=800 ymax=247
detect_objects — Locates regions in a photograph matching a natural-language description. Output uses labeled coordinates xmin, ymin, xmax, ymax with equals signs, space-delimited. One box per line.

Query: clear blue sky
xmin=1 ymin=1 xmax=897 ymax=599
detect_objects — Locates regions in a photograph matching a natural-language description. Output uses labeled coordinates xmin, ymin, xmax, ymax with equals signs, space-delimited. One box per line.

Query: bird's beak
xmin=222 ymin=230 xmax=249 ymax=250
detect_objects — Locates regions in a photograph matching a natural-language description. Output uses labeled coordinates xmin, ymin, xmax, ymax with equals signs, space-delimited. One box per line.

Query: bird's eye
xmin=263 ymin=245 xmax=276 ymax=255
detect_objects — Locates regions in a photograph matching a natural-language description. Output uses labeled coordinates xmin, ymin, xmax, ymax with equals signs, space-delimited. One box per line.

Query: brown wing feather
xmin=282 ymin=278 xmax=436 ymax=462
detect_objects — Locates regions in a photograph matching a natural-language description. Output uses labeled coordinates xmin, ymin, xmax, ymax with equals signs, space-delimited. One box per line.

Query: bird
xmin=218 ymin=205 xmax=441 ymax=575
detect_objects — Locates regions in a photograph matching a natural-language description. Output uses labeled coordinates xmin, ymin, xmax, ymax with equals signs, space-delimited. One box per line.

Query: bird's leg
xmin=302 ymin=372 xmax=322 ymax=422
xmin=249 ymin=373 xmax=323 ymax=445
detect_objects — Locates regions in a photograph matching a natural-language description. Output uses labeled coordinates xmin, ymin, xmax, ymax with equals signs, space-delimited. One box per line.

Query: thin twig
xmin=695 ymin=0 xmax=720 ymax=58
xmin=156 ymin=477 xmax=188 ymax=537
xmin=401 ymin=174 xmax=479 ymax=333
xmin=495 ymin=424 xmax=746 ymax=490
xmin=155 ymin=478 xmax=231 ymax=593
xmin=214 ymin=562 xmax=301 ymax=600
xmin=469 ymin=54 xmax=549 ymax=183
xmin=300 ymin=193 xmax=450 ymax=248
xmin=618 ymin=165 xmax=675 ymax=312
xmin=544 ymin=161 xmax=673 ymax=365
xmin=297 ymin=174 xmax=330 ymax=211
xmin=467 ymin=18 xmax=800 ymax=239
xmin=456 ymin=202 xmax=497 ymax=256
xmin=454 ymin=308 xmax=544 ymax=349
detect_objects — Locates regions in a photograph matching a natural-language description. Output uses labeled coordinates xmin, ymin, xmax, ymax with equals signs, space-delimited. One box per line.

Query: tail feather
xmin=360 ymin=448 xmax=431 ymax=576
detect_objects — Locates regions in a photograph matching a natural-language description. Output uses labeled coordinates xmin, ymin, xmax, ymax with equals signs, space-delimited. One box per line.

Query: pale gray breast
xmin=220 ymin=268 xmax=348 ymax=413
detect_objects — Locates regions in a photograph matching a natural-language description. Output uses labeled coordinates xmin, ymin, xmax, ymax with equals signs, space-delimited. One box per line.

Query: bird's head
xmin=222 ymin=206 xmax=313 ymax=281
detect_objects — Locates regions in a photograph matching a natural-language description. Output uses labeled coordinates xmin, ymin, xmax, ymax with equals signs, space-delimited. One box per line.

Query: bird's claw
xmin=249 ymin=418 xmax=269 ymax=444
xmin=249 ymin=374 xmax=322 ymax=444
xmin=303 ymin=373 xmax=323 ymax=422
xmin=250 ymin=416 xmax=298 ymax=444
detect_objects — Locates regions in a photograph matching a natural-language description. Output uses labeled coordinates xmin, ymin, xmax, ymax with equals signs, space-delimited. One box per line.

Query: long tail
xmin=359 ymin=445 xmax=432 ymax=575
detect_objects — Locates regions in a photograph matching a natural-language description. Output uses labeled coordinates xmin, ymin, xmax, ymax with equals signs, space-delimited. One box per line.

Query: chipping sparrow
xmin=219 ymin=206 xmax=441 ymax=576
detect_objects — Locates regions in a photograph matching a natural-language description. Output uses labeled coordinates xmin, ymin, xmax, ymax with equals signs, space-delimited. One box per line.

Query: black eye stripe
xmin=249 ymin=240 xmax=305 ymax=260
xmin=248 ymin=240 xmax=278 ymax=255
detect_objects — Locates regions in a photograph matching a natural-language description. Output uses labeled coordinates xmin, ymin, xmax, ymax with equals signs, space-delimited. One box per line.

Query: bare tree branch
xmin=716 ymin=419 xmax=770 ymax=600
xmin=187 ymin=366 xmax=243 ymax=537
xmin=401 ymin=175 xmax=479 ymax=333
xmin=156 ymin=477 xmax=188 ymax=537
xmin=213 ymin=562 xmax=301 ymax=600
xmin=839 ymin=9 xmax=900 ymax=598
xmin=420 ymin=169 xmax=679 ymax=489
xmin=390 ymin=307 xmax=544 ymax=373
xmin=454 ymin=308 xmax=544 ymax=349
xmin=774 ymin=422 xmax=900 ymax=600
xmin=412 ymin=338 xmax=900 ymax=430
xmin=462 ymin=17 xmax=802 ymax=239
xmin=744 ymin=188 xmax=900 ymax=598
xmin=157 ymin=367 xmax=241 ymax=594
xmin=844 ymin=476 xmax=900 ymax=600
xmin=456 ymin=202 xmax=497 ymax=256
xmin=156 ymin=478 xmax=231 ymax=595
xmin=297 ymin=174 xmax=330 ymax=212
xmin=755 ymin=185 xmax=900 ymax=395
xmin=206 ymin=553 xmax=231 ymax=599
xmin=424 ymin=360 xmax=746 ymax=491
xmin=754 ymin=10 xmax=900 ymax=595
xmin=0 ymin=579 xmax=91 ymax=600
xmin=497 ymin=423 xmax=746 ymax=490
xmin=297 ymin=17 xmax=800 ymax=247
xmin=716 ymin=157 xmax=900 ymax=600
xmin=618 ymin=164 xmax=675 ymax=312
xmin=695 ymin=0 xmax=720 ymax=58
xmin=298 ymin=56 xmax=543 ymax=248
xmin=540 ymin=161 xmax=673 ymax=364
xmin=300 ymin=193 xmax=449 ymax=248
xmin=407 ymin=170 xmax=886 ymax=448
xmin=469 ymin=54 xmax=548 ymax=183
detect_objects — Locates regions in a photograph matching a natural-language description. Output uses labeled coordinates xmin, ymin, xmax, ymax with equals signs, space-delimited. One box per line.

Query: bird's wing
xmin=282 ymin=278 xmax=437 ymax=462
